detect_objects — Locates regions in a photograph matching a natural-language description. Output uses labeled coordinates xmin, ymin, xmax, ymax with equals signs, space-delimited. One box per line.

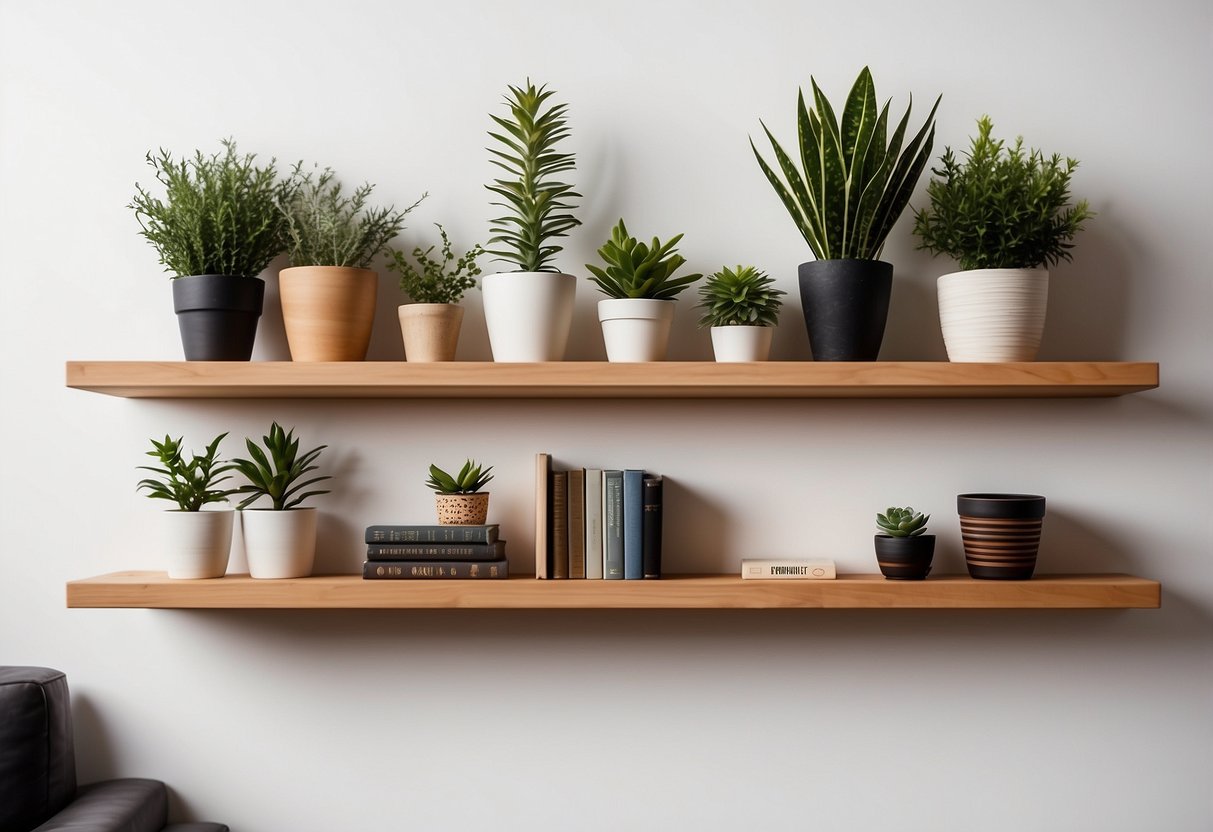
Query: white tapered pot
xmin=937 ymin=268 xmax=1049 ymax=362
xmin=240 ymin=507 xmax=318 ymax=579
xmin=161 ymin=509 xmax=234 ymax=579
xmin=481 ymin=272 xmax=576 ymax=361
xmin=598 ymin=298 xmax=675 ymax=362
xmin=710 ymin=325 xmax=773 ymax=362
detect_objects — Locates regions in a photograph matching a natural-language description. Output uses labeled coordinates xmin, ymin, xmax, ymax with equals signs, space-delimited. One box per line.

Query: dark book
xmin=642 ymin=475 xmax=663 ymax=578
xmin=362 ymin=558 xmax=509 ymax=579
xmin=535 ymin=453 xmax=551 ymax=579
xmin=623 ymin=470 xmax=644 ymax=580
xmin=603 ymin=470 xmax=624 ymax=580
xmin=568 ymin=469 xmax=586 ymax=579
xmin=365 ymin=524 xmax=499 ymax=544
xmin=366 ymin=541 xmax=507 ymax=561
xmin=551 ymin=470 xmax=569 ymax=579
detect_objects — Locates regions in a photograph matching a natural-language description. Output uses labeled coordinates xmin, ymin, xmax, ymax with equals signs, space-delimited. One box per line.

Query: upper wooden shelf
xmin=65 ymin=361 xmax=1159 ymax=399
xmin=66 ymin=572 xmax=1160 ymax=610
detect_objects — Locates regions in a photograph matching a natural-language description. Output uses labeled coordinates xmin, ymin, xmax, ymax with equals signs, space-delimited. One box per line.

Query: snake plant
xmin=586 ymin=219 xmax=702 ymax=300
xmin=696 ymin=265 xmax=786 ymax=328
xmin=876 ymin=507 xmax=930 ymax=538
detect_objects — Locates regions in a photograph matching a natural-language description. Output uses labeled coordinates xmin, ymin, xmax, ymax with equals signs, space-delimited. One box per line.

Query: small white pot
xmin=240 ymin=507 xmax=318 ymax=579
xmin=161 ymin=509 xmax=234 ymax=579
xmin=710 ymin=325 xmax=773 ymax=362
xmin=481 ymin=272 xmax=576 ymax=361
xmin=598 ymin=298 xmax=675 ymax=362
xmin=937 ymin=268 xmax=1049 ymax=362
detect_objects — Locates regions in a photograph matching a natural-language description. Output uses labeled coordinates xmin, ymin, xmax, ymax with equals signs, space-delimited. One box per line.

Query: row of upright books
xmin=535 ymin=453 xmax=663 ymax=579
xmin=362 ymin=524 xmax=509 ymax=580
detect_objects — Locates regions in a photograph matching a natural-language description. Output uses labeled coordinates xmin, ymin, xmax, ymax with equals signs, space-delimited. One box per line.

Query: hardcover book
xmin=584 ymin=468 xmax=604 ymax=580
xmin=642 ymin=475 xmax=663 ymax=579
xmin=741 ymin=559 xmax=837 ymax=580
xmin=551 ymin=470 xmax=569 ymax=579
xmin=365 ymin=524 xmax=499 ymax=544
xmin=535 ymin=453 xmax=551 ymax=579
xmin=366 ymin=541 xmax=507 ymax=561
xmin=568 ymin=469 xmax=586 ymax=579
xmin=603 ymin=471 xmax=624 ymax=580
xmin=363 ymin=559 xmax=510 ymax=579
xmin=623 ymin=469 xmax=644 ymax=580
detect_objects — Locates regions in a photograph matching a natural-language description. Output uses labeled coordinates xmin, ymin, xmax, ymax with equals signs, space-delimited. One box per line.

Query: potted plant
xmin=387 ymin=224 xmax=484 ymax=362
xmin=958 ymin=493 xmax=1046 ymax=580
xmin=136 ymin=433 xmax=235 ymax=579
xmin=130 ymin=139 xmax=294 ymax=361
xmin=277 ymin=165 xmax=425 ymax=361
xmin=586 ymin=219 xmax=702 ymax=362
xmin=874 ymin=506 xmax=935 ymax=580
xmin=482 ymin=80 xmax=581 ymax=361
xmin=913 ymin=117 xmax=1094 ymax=362
xmin=696 ymin=265 xmax=786 ymax=362
xmin=426 ymin=460 xmax=493 ymax=525
xmin=752 ymin=67 xmax=940 ymax=361
xmin=231 ymin=423 xmax=331 ymax=579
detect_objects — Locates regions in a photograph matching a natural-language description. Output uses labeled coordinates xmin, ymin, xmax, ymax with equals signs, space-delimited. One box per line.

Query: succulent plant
xmin=137 ymin=433 xmax=235 ymax=511
xmin=231 ymin=422 xmax=331 ymax=511
xmin=586 ymin=219 xmax=702 ymax=300
xmin=388 ymin=224 xmax=485 ymax=305
xmin=876 ymin=507 xmax=930 ymax=538
xmin=696 ymin=265 xmax=786 ymax=328
xmin=426 ymin=460 xmax=494 ymax=494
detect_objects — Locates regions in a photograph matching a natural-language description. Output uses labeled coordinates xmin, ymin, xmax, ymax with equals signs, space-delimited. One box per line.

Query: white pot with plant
xmin=427 ymin=460 xmax=494 ymax=525
xmin=696 ymin=265 xmax=786 ymax=362
xmin=481 ymin=80 xmax=580 ymax=362
xmin=587 ymin=220 xmax=702 ymax=362
xmin=137 ymin=433 xmax=235 ymax=579
xmin=232 ymin=422 xmax=331 ymax=580
xmin=278 ymin=165 xmax=425 ymax=361
xmin=913 ymin=116 xmax=1093 ymax=362
xmin=387 ymin=223 xmax=484 ymax=362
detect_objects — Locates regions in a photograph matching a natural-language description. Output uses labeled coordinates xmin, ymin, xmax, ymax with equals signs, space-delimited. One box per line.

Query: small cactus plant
xmin=876 ymin=507 xmax=929 ymax=538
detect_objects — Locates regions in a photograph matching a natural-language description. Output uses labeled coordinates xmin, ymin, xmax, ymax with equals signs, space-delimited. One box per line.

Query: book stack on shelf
xmin=535 ymin=453 xmax=662 ymax=580
xmin=362 ymin=524 xmax=509 ymax=580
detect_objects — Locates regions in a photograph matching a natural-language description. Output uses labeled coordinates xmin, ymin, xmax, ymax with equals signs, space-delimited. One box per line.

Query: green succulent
xmin=136 ymin=433 xmax=235 ymax=512
xmin=231 ymin=422 xmax=331 ymax=511
xmin=752 ymin=67 xmax=940 ymax=261
xmin=387 ymin=224 xmax=484 ymax=305
xmin=696 ymin=265 xmax=786 ymax=328
xmin=876 ymin=507 xmax=930 ymax=538
xmin=586 ymin=219 xmax=702 ymax=300
xmin=426 ymin=460 xmax=494 ymax=494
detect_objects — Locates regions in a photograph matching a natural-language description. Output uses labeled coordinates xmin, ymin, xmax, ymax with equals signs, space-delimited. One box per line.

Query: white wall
xmin=1 ymin=1 xmax=1210 ymax=829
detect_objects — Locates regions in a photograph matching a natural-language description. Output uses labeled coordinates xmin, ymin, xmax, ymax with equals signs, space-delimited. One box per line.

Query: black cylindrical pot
xmin=172 ymin=274 xmax=264 ymax=361
xmin=874 ymin=534 xmax=936 ymax=580
xmin=797 ymin=259 xmax=893 ymax=361
xmin=957 ymin=493 xmax=1046 ymax=580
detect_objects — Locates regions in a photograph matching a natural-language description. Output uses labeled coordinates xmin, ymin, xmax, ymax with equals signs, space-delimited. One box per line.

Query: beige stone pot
xmin=435 ymin=493 xmax=490 ymax=525
xmin=398 ymin=303 xmax=464 ymax=362
xmin=279 ymin=266 xmax=378 ymax=361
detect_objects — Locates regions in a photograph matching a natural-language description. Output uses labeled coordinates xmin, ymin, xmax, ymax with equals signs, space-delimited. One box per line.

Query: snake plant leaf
xmin=796 ymin=91 xmax=825 ymax=235
xmin=868 ymin=95 xmax=940 ymax=255
xmin=752 ymin=137 xmax=822 ymax=255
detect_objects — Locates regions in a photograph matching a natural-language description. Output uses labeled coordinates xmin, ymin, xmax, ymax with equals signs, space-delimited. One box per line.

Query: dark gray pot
xmin=957 ymin=493 xmax=1046 ymax=580
xmin=172 ymin=274 xmax=264 ymax=361
xmin=874 ymin=534 xmax=936 ymax=580
xmin=797 ymin=259 xmax=893 ymax=361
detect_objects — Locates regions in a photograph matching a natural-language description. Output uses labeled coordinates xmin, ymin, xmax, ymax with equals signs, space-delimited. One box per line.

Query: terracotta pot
xmin=435 ymin=493 xmax=490 ymax=525
xmin=398 ymin=303 xmax=464 ymax=362
xmin=958 ymin=493 xmax=1046 ymax=580
xmin=279 ymin=266 xmax=378 ymax=361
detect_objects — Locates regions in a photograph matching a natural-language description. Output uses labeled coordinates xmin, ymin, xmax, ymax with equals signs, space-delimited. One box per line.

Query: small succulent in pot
xmin=876 ymin=507 xmax=930 ymax=538
xmin=231 ymin=422 xmax=330 ymax=511
xmin=874 ymin=506 xmax=935 ymax=581
xmin=427 ymin=460 xmax=494 ymax=525
xmin=697 ymin=265 xmax=786 ymax=362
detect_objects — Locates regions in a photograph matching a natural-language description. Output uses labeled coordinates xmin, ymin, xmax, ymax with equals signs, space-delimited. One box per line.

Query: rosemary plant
xmin=387 ymin=224 xmax=485 ymax=305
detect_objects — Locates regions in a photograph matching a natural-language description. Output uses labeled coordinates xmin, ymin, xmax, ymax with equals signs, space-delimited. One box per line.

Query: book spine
xmin=642 ymin=475 xmax=663 ymax=579
xmin=603 ymin=471 xmax=624 ymax=580
xmin=365 ymin=525 xmax=498 ymax=544
xmin=551 ymin=471 xmax=569 ymax=579
xmin=584 ymin=469 xmax=604 ymax=580
xmin=366 ymin=541 xmax=506 ymax=561
xmin=363 ymin=559 xmax=510 ymax=579
xmin=740 ymin=560 xmax=837 ymax=580
xmin=568 ymin=469 xmax=586 ymax=579
xmin=535 ymin=453 xmax=551 ymax=579
xmin=623 ymin=470 xmax=644 ymax=580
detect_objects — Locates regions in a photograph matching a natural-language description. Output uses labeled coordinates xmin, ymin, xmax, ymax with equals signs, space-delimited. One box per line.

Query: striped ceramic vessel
xmin=937 ymin=269 xmax=1048 ymax=362
xmin=958 ymin=493 xmax=1046 ymax=580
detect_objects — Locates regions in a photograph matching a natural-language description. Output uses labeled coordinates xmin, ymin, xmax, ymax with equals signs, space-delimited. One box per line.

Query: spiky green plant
xmin=913 ymin=116 xmax=1094 ymax=270
xmin=876 ymin=507 xmax=930 ymax=538
xmin=130 ymin=139 xmax=295 ymax=278
xmin=486 ymin=80 xmax=581 ymax=272
xmin=752 ymin=67 xmax=940 ymax=261
xmin=586 ymin=219 xmax=702 ymax=300
xmin=136 ymin=433 xmax=235 ymax=511
xmin=696 ymin=265 xmax=786 ymax=328
xmin=387 ymin=224 xmax=485 ymax=305
xmin=280 ymin=164 xmax=425 ymax=268
xmin=231 ymin=423 xmax=330 ymax=511
xmin=426 ymin=460 xmax=494 ymax=494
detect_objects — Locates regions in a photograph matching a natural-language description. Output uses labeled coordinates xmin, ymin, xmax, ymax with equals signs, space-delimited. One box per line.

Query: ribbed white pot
xmin=161 ymin=509 xmax=234 ymax=579
xmin=937 ymin=268 xmax=1049 ymax=362
xmin=481 ymin=272 xmax=576 ymax=361
xmin=240 ymin=507 xmax=318 ymax=579
xmin=598 ymin=299 xmax=675 ymax=362
xmin=710 ymin=326 xmax=773 ymax=362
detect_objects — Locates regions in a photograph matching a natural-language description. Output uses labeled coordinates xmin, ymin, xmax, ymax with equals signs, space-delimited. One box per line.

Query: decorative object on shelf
xmin=874 ymin=506 xmax=935 ymax=580
xmin=957 ymin=493 xmax=1046 ymax=580
xmin=587 ymin=219 xmax=702 ymax=362
xmin=914 ymin=117 xmax=1094 ymax=362
xmin=696 ymin=265 xmax=786 ymax=362
xmin=131 ymin=139 xmax=295 ymax=361
xmin=231 ymin=422 xmax=330 ymax=579
xmin=387 ymin=223 xmax=484 ymax=362
xmin=426 ymin=459 xmax=494 ymax=525
xmin=482 ymin=80 xmax=581 ymax=361
xmin=136 ymin=433 xmax=235 ymax=579
xmin=277 ymin=165 xmax=425 ymax=361
xmin=741 ymin=559 xmax=837 ymax=580
xmin=752 ymin=67 xmax=939 ymax=361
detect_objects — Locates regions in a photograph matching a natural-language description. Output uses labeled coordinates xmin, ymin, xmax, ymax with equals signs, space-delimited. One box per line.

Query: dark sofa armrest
xmin=32 ymin=778 xmax=166 ymax=832
xmin=164 ymin=826 xmax=229 ymax=832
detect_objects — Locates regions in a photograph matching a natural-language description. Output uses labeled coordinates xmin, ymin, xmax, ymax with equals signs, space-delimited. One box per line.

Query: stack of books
xmin=362 ymin=524 xmax=509 ymax=580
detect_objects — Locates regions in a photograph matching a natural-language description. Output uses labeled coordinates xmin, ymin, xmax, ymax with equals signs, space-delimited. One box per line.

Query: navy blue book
xmin=623 ymin=469 xmax=644 ymax=580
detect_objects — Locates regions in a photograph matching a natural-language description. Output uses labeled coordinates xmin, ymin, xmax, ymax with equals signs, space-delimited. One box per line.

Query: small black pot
xmin=797 ymin=259 xmax=893 ymax=361
xmin=172 ymin=275 xmax=265 ymax=361
xmin=874 ymin=534 xmax=935 ymax=580
xmin=957 ymin=493 xmax=1046 ymax=581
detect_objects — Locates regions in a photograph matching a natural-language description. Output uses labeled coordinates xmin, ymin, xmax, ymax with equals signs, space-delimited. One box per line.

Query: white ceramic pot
xmin=937 ymin=268 xmax=1049 ymax=362
xmin=161 ymin=509 xmax=234 ymax=579
xmin=710 ymin=325 xmax=773 ymax=362
xmin=598 ymin=298 xmax=675 ymax=362
xmin=481 ymin=272 xmax=576 ymax=361
xmin=240 ymin=507 xmax=318 ymax=579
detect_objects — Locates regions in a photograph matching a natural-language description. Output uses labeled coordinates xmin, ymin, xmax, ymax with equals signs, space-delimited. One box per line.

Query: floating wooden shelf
xmin=65 ymin=361 xmax=1159 ymax=399
xmin=66 ymin=572 xmax=1160 ymax=610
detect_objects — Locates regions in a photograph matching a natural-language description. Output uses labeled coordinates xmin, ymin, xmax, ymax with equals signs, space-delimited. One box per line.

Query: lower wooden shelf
xmin=65 ymin=572 xmax=1160 ymax=610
